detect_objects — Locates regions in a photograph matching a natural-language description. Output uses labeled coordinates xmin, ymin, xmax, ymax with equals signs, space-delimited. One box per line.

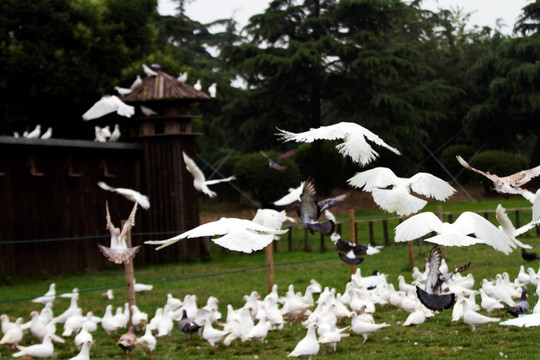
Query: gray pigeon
xmin=178 ymin=310 xmax=200 ymax=341
xmin=507 ymin=289 xmax=529 ymax=317
xmin=416 ymin=245 xmax=470 ymax=311
xmin=259 ymin=149 xmax=296 ymax=171
xmin=292 ymin=178 xmax=347 ymax=236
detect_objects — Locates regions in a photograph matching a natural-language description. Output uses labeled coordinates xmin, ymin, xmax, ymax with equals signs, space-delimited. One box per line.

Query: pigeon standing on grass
xmin=276 ymin=122 xmax=400 ymax=166
xmin=68 ymin=339 xmax=93 ymax=360
xmin=117 ymin=326 xmax=137 ymax=357
xmin=288 ymin=323 xmax=319 ymax=358
xmin=178 ymin=309 xmax=200 ymax=341
xmin=13 ymin=334 xmax=54 ymax=358
xmin=462 ymin=299 xmax=500 ymax=332
xmin=182 ymin=151 xmax=236 ymax=198
xmin=292 ymin=178 xmax=348 ymax=236
xmin=32 ymin=283 xmax=56 ymax=305
xmin=97 ymin=202 xmax=140 ymax=264
xmin=136 ymin=324 xmax=156 ymax=358
xmin=97 ymin=181 xmax=150 ymax=210
xmin=507 ymin=289 xmax=529 ymax=317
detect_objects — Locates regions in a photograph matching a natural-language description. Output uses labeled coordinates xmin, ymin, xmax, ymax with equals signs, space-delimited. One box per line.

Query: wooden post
xmin=349 ymin=209 xmax=356 ymax=274
xmin=287 ymin=226 xmax=292 ymax=252
xmin=320 ymin=232 xmax=325 ymax=253
xmin=382 ymin=220 xmax=389 ymax=246
xmin=304 ymin=228 xmax=311 ymax=252
xmin=369 ymin=221 xmax=374 ymax=246
xmin=437 ymin=205 xmax=446 ymax=258
xmin=408 ymin=240 xmax=414 ymax=268
xmin=122 ymin=219 xmax=136 ymax=323
xmin=515 ymin=210 xmax=520 ymax=228
xmin=265 ymin=243 xmax=274 ymax=294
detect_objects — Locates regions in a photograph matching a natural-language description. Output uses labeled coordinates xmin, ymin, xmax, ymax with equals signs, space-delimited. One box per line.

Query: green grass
xmin=1 ymin=198 xmax=540 ymax=359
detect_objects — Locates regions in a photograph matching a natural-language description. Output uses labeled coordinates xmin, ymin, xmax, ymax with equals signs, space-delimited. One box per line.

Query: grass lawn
xmin=1 ymin=197 xmax=540 ymax=359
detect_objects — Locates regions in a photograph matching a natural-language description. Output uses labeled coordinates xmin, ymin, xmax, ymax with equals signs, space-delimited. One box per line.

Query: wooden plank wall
xmin=0 ymin=136 xmax=203 ymax=276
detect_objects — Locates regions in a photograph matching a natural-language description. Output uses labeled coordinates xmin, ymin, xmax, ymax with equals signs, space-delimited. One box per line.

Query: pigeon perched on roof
xmin=117 ymin=326 xmax=137 ymax=357
xmin=82 ymin=95 xmax=135 ymax=120
xmin=208 ymin=82 xmax=217 ymax=98
xmin=130 ymin=75 xmax=142 ymax=90
xmin=97 ymin=202 xmax=140 ymax=264
xmin=292 ymin=178 xmax=347 ymax=236
xmin=25 ymin=124 xmax=41 ymax=139
xmin=273 ymin=182 xmax=305 ymax=206
xmin=395 ymin=211 xmax=518 ymax=255
xmin=114 ymin=86 xmax=132 ymax=96
xmin=142 ymin=64 xmax=158 ymax=77
xmin=415 ymin=246 xmax=470 ymax=311
xmin=456 ymin=155 xmax=540 ymax=194
xmin=260 ymin=149 xmax=296 ymax=171
xmin=97 ymin=181 xmax=150 ymax=210
xmin=348 ymin=167 xmax=455 ymax=216
xmin=177 ymin=72 xmax=188 ymax=83
xmin=178 ymin=309 xmax=200 ymax=341
xmin=276 ymin=122 xmax=400 ymax=166
xmin=182 ymin=151 xmax=236 ymax=198
xmin=507 ymin=289 xmax=529 ymax=317
xmin=193 ymin=80 xmax=202 ymax=91
xmin=145 ymin=217 xmax=287 ymax=253
xmin=40 ymin=127 xmax=53 ymax=139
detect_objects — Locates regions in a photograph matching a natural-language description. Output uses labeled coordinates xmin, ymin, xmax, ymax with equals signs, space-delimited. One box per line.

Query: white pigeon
xmin=145 ymin=217 xmax=287 ymax=253
xmin=62 ymin=309 xmax=84 ymax=336
xmin=182 ymin=151 xmax=236 ymax=198
xmin=246 ymin=318 xmax=270 ymax=343
xmin=276 ymin=122 xmax=401 ymax=165
xmin=131 ymin=305 xmax=148 ymax=332
xmin=0 ymin=324 xmax=23 ymax=349
xmin=156 ymin=307 xmax=173 ymax=338
xmin=140 ymin=105 xmax=157 ymax=116
xmin=97 ymin=181 xmax=150 ymax=210
xmin=40 ymin=127 xmax=53 ymax=139
xmin=74 ymin=323 xmax=93 ymax=350
xmin=109 ymin=124 xmax=121 ymax=142
xmin=102 ymin=289 xmax=114 ymax=301
xmin=32 ymin=283 xmax=56 ymax=305
xmin=53 ymin=296 xmax=81 ymax=324
xmin=13 ymin=334 xmax=54 ymax=358
xmin=515 ymin=188 xmax=540 ymax=221
xmin=13 ymin=131 xmax=19 ymax=138
xmin=252 ymin=208 xmax=295 ymax=240
xmin=317 ymin=325 xmax=350 ymax=353
xmin=351 ymin=314 xmax=388 ymax=343
xmin=101 ymin=305 xmax=122 ymax=336
xmin=394 ymin=211 xmax=517 ymax=255
xmin=25 ymin=124 xmax=42 ymax=139
xmin=29 ymin=311 xmax=64 ymax=344
xmin=166 ymin=293 xmax=183 ymax=311
xmin=114 ymin=85 xmax=132 ymax=96
xmin=208 ymin=82 xmax=217 ymax=98
xmin=60 ymin=288 xmax=79 ymax=299
xmin=199 ymin=318 xmax=229 ymax=350
xmin=193 ymin=80 xmax=202 ymax=91
xmin=402 ymin=302 xmax=427 ymax=326
xmin=461 ymin=299 xmax=500 ymax=332
xmin=82 ymin=95 xmax=135 ymax=120
xmin=68 ymin=339 xmax=93 ymax=360
xmin=500 ymin=313 xmax=540 ymax=327
xmin=130 ymin=75 xmax=142 ymax=90
xmin=478 ymin=289 xmax=505 ymax=315
xmin=177 ymin=72 xmax=188 ymax=83
xmin=273 ymin=182 xmax=305 ymax=206
xmin=495 ymin=204 xmax=534 ymax=249
xmin=348 ymin=167 xmax=455 ymax=216
xmin=97 ymin=201 xmax=140 ymax=264
xmin=94 ymin=126 xmax=109 ymax=142
xmin=288 ymin=323 xmax=319 ymax=358
xmin=136 ymin=324 xmax=157 ymax=357
xmin=142 ymin=63 xmax=158 ymax=77
xmin=134 ymin=279 xmax=153 ymax=293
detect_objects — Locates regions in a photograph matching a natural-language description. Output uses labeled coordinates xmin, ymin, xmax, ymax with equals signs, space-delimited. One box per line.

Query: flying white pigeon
xmin=394 ymin=211 xmax=517 ymax=255
xmin=40 ymin=127 xmax=53 ymax=139
xmin=130 ymin=75 xmax=142 ymax=90
xmin=177 ymin=71 xmax=188 ymax=83
xmin=97 ymin=202 xmax=140 ymax=264
xmin=145 ymin=217 xmax=287 ymax=253
xmin=252 ymin=208 xmax=295 ymax=240
xmin=109 ymin=124 xmax=121 ymax=142
xmin=97 ymin=181 xmax=150 ymax=210
xmin=142 ymin=64 xmax=158 ymax=77
xmin=456 ymin=155 xmax=540 ymax=195
xmin=140 ymin=105 xmax=157 ymax=117
xmin=276 ymin=122 xmax=401 ymax=165
xmin=348 ymin=167 xmax=455 ymax=216
xmin=208 ymin=82 xmax=217 ymax=98
xmin=273 ymin=182 xmax=305 ymax=206
xmin=193 ymin=80 xmax=202 ymax=91
xmin=515 ymin=188 xmax=540 ymax=221
xmin=495 ymin=204 xmax=534 ymax=249
xmin=182 ymin=151 xmax=236 ymax=198
xmin=82 ymin=95 xmax=135 ymax=120
xmin=25 ymin=124 xmax=42 ymax=139
xmin=114 ymin=86 xmax=132 ymax=96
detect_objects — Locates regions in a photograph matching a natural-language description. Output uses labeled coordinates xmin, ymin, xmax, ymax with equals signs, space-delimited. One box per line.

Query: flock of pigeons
xmin=13 ymin=125 xmax=53 ymax=140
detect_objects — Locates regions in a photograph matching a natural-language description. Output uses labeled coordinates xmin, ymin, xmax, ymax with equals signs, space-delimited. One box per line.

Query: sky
xmin=158 ymin=0 xmax=531 ymax=35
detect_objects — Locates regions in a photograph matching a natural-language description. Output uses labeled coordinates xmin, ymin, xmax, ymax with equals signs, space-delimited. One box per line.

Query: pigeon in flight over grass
xmin=259 ymin=150 xmax=296 ymax=171
xmin=495 ymin=204 xmax=534 ymax=249
xmin=97 ymin=202 xmax=140 ymax=264
xmin=276 ymin=122 xmax=400 ymax=166
xmin=456 ymin=155 xmax=540 ymax=195
xmin=97 ymin=182 xmax=150 ymax=210
xmin=182 ymin=151 xmax=236 ymax=198
xmin=273 ymin=182 xmax=305 ymax=206
xmin=292 ymin=178 xmax=348 ymax=236
xmin=348 ymin=167 xmax=455 ymax=216
xmin=331 ymin=233 xmax=367 ymax=265
xmin=415 ymin=245 xmax=470 ymax=311
xmin=82 ymin=95 xmax=135 ymax=120
xmin=145 ymin=217 xmax=287 ymax=253
xmin=395 ymin=211 xmax=518 ymax=255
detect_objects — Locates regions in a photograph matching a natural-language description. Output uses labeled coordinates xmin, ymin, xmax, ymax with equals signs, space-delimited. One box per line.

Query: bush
xmin=468 ymin=150 xmax=529 ymax=193
xmin=233 ymin=151 xmax=301 ymax=207
xmin=441 ymin=144 xmax=475 ymax=182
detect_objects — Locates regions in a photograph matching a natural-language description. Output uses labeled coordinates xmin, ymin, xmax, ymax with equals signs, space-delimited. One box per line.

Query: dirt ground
xmin=199 ymin=184 xmax=491 ymax=223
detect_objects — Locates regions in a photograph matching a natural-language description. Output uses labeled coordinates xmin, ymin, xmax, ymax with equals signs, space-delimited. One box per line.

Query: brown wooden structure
xmin=0 ymin=69 xmax=212 ymax=276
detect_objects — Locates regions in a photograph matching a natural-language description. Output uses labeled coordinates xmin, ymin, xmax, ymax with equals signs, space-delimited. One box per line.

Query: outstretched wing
xmin=182 ymin=151 xmax=206 ymax=183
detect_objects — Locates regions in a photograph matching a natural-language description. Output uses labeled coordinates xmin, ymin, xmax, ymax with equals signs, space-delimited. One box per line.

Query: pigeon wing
xmin=347 ymin=167 xmax=398 ymax=192
xmin=273 ymin=182 xmax=304 ymax=206
xmin=119 ymin=202 xmax=138 ymax=239
xmin=409 ymin=173 xmax=456 ymax=200
xmin=318 ymin=193 xmax=348 ymax=213
xmin=182 ymin=151 xmax=206 ymax=183
xmin=394 ymin=212 xmax=443 ymax=242
xmin=416 ymin=286 xmax=455 ymax=311
xmin=300 ymin=179 xmax=320 ymax=220
xmin=424 ymin=246 xmax=443 ymax=293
